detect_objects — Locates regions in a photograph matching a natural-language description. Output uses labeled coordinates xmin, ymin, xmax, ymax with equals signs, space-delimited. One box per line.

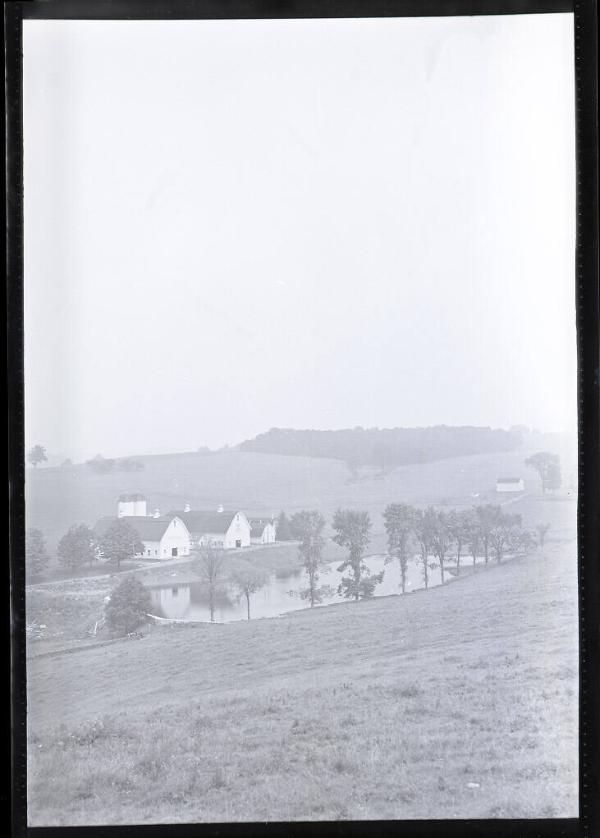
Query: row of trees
xmin=383 ymin=504 xmax=544 ymax=593
xmin=26 ymin=518 xmax=145 ymax=578
xmin=104 ymin=498 xmax=550 ymax=633
xmin=103 ymin=500 xmax=550 ymax=634
xmin=27 ymin=446 xmax=146 ymax=473
xmin=292 ymin=503 xmax=548 ymax=607
xmin=86 ymin=455 xmax=144 ymax=473
xmin=272 ymin=450 xmax=561 ymax=547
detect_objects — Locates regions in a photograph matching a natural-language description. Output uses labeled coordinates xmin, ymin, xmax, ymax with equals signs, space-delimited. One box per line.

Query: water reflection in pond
xmin=148 ymin=554 xmax=492 ymax=624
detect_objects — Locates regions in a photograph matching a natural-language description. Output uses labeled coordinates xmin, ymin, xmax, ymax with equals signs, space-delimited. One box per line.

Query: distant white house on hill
xmin=496 ymin=477 xmax=525 ymax=493
xmin=95 ymin=497 xmax=191 ymax=559
xmin=249 ymin=517 xmax=277 ymax=544
xmin=171 ymin=505 xmax=252 ymax=549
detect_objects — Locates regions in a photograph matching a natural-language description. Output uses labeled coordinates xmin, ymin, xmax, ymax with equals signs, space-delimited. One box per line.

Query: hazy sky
xmin=24 ymin=14 xmax=576 ymax=460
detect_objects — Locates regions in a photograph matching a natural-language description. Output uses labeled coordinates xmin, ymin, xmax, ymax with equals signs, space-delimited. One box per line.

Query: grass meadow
xmin=27 ymin=539 xmax=578 ymax=825
xmin=25 ymin=438 xmax=577 ymax=556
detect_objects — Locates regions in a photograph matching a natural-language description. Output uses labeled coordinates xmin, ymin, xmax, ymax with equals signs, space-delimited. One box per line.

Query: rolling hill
xmin=25 ymin=436 xmax=577 ymax=554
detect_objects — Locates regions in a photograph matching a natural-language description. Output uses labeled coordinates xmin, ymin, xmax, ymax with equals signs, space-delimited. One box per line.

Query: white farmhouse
xmin=249 ymin=517 xmax=277 ymax=544
xmin=496 ymin=477 xmax=525 ymax=493
xmin=172 ymin=506 xmax=252 ymax=549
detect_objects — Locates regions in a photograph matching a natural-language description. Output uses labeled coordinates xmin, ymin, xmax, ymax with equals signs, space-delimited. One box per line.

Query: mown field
xmin=27 ymin=538 xmax=578 ymax=825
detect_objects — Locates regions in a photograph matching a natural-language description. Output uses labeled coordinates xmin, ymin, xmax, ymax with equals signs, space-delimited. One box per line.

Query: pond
xmin=147 ymin=553 xmax=493 ymax=624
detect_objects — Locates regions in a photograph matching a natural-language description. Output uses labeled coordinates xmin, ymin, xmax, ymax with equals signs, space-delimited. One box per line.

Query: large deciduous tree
xmin=332 ymin=509 xmax=380 ymax=600
xmin=56 ymin=524 xmax=97 ymax=571
xmin=413 ymin=508 xmax=434 ymax=590
xmin=488 ymin=512 xmax=523 ymax=563
xmin=525 ymin=452 xmax=562 ymax=493
xmin=97 ymin=519 xmax=143 ymax=569
xmin=465 ymin=510 xmax=482 ymax=567
xmin=275 ymin=511 xmax=293 ymax=541
xmin=26 ymin=528 xmax=50 ymax=576
xmin=194 ymin=544 xmax=226 ymax=622
xmin=105 ymin=576 xmax=151 ymax=635
xmin=447 ymin=509 xmax=471 ymax=575
xmin=383 ymin=503 xmax=416 ymax=594
xmin=231 ymin=565 xmax=267 ymax=620
xmin=474 ymin=504 xmax=503 ymax=564
xmin=294 ymin=510 xmax=327 ymax=607
xmin=428 ymin=508 xmax=452 ymax=585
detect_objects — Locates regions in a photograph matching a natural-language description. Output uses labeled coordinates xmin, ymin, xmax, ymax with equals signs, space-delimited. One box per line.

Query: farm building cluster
xmin=93 ymin=494 xmax=276 ymax=561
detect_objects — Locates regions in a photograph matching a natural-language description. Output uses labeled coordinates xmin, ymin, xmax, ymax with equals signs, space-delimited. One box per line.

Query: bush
xmin=26 ymin=528 xmax=50 ymax=576
xmin=56 ymin=524 xmax=97 ymax=571
xmin=86 ymin=455 xmax=115 ymax=474
xmin=105 ymin=576 xmax=152 ymax=636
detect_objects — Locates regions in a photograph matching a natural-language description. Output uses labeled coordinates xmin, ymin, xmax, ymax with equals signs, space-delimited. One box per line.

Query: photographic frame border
xmin=5 ymin=1 xmax=598 ymax=836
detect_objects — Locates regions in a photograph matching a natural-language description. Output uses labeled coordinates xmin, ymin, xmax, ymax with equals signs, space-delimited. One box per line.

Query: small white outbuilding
xmin=249 ymin=517 xmax=277 ymax=545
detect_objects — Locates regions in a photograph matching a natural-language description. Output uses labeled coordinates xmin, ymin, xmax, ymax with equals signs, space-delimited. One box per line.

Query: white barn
xmin=496 ymin=477 xmax=525 ymax=493
xmin=95 ymin=495 xmax=192 ymax=560
xmin=172 ymin=507 xmax=252 ymax=549
xmin=249 ymin=517 xmax=277 ymax=545
xmin=94 ymin=514 xmax=191 ymax=560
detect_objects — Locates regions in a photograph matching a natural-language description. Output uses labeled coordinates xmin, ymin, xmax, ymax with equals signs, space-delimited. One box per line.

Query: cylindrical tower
xmin=118 ymin=493 xmax=147 ymax=517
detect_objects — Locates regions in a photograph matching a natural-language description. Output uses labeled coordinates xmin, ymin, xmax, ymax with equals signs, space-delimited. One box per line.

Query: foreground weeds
xmin=29 ymin=658 xmax=576 ymax=824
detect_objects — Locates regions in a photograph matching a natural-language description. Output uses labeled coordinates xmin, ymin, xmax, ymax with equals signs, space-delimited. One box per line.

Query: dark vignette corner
xmin=574 ymin=2 xmax=600 ymax=838
xmin=6 ymin=2 xmax=27 ymax=838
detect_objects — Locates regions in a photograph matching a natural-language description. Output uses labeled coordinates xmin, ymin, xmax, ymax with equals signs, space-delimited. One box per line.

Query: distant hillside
xmin=238 ymin=425 xmax=523 ymax=468
xmin=24 ymin=438 xmax=577 ymax=556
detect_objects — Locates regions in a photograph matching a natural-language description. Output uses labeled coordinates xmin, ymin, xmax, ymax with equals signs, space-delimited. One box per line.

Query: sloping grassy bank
xmin=27 ymin=542 xmax=578 ymax=824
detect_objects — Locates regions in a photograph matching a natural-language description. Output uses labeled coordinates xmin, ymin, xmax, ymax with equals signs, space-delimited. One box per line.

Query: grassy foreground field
xmin=27 ymin=539 xmax=578 ymax=825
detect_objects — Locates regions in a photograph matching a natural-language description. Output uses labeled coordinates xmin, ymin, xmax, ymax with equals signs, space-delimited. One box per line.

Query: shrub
xmin=56 ymin=524 xmax=97 ymax=571
xmin=105 ymin=576 xmax=151 ymax=636
xmin=26 ymin=528 xmax=50 ymax=576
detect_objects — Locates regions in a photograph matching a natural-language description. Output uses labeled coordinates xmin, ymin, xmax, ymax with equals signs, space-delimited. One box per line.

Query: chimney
xmin=217 ymin=503 xmax=224 ymax=513
xmin=184 ymin=502 xmax=191 ymax=513
xmin=153 ymin=508 xmax=160 ymax=518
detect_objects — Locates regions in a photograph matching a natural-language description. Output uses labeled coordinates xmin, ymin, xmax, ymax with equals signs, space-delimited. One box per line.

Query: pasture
xmin=26 ymin=439 xmax=576 ymax=557
xmin=27 ymin=539 xmax=578 ymax=824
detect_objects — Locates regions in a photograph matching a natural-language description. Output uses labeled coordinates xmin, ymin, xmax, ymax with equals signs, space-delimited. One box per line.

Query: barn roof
xmin=118 ymin=493 xmax=146 ymax=502
xmin=170 ymin=510 xmax=238 ymax=535
xmin=94 ymin=515 xmax=175 ymax=542
xmin=496 ymin=477 xmax=522 ymax=483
